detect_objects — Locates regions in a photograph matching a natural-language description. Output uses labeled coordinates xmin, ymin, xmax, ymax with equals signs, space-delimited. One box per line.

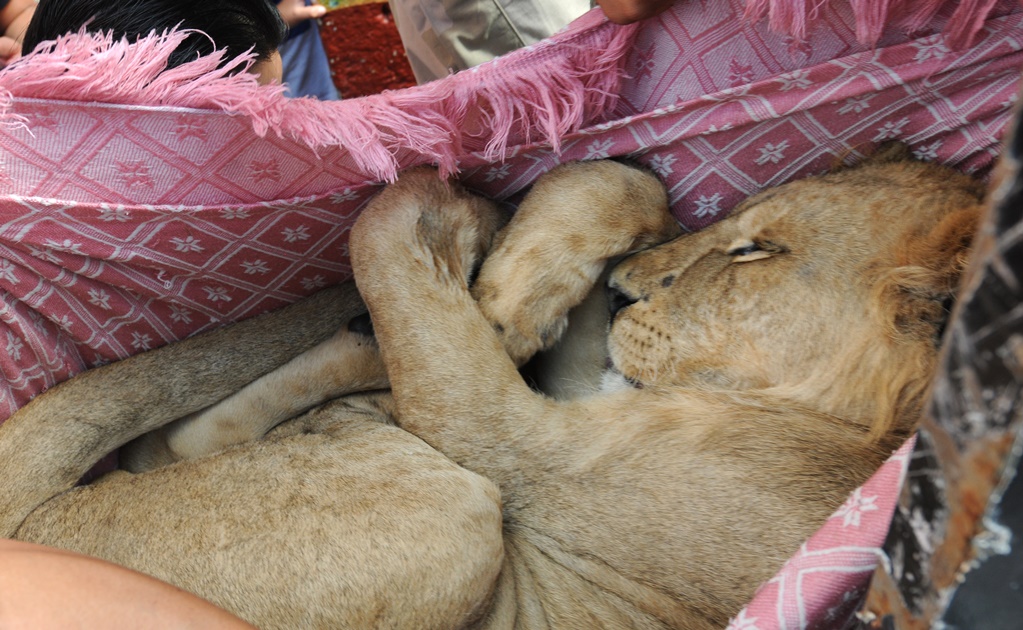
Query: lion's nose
xmin=607 ymin=284 xmax=638 ymax=321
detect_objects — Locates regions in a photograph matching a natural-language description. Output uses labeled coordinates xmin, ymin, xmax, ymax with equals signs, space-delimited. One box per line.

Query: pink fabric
xmin=729 ymin=438 xmax=915 ymax=630
xmin=2 ymin=14 xmax=635 ymax=182
xmin=0 ymin=10 xmax=635 ymax=415
xmin=0 ymin=1 xmax=1019 ymax=628
xmin=459 ymin=0 xmax=1022 ymax=233
xmin=745 ymin=0 xmax=1008 ymax=49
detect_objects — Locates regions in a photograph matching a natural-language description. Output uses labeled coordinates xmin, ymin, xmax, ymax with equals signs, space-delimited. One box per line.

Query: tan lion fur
xmin=0 ymin=152 xmax=982 ymax=629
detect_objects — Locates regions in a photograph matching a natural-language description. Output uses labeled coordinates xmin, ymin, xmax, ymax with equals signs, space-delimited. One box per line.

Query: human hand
xmin=276 ymin=0 xmax=328 ymax=28
xmin=596 ymin=0 xmax=677 ymax=24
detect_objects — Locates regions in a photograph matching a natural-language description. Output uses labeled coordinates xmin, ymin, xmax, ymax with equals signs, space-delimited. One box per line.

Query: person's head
xmin=22 ymin=0 xmax=287 ymax=83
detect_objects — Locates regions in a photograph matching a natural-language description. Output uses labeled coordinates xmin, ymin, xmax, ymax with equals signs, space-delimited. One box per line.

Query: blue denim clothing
xmin=275 ymin=0 xmax=340 ymax=100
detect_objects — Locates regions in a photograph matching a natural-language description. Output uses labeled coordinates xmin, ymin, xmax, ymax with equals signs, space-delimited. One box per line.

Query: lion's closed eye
xmin=726 ymin=239 xmax=787 ymax=263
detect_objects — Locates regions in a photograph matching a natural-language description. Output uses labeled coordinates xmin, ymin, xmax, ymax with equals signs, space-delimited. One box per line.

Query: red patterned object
xmin=319 ymin=3 xmax=416 ymax=99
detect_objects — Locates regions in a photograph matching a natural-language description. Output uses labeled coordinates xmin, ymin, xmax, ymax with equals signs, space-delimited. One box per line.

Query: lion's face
xmin=606 ymin=150 xmax=983 ymax=431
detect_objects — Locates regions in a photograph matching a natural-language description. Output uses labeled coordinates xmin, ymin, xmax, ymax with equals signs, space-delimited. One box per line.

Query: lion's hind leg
xmin=265 ymin=391 xmax=396 ymax=439
xmin=121 ymin=317 xmax=388 ymax=472
xmin=0 ymin=284 xmax=361 ymax=537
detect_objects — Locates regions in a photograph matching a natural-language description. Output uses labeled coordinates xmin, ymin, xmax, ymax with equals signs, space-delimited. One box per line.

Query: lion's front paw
xmin=351 ymin=168 xmax=506 ymax=286
xmin=472 ymin=160 xmax=681 ymax=366
xmin=475 ymin=278 xmax=573 ymax=366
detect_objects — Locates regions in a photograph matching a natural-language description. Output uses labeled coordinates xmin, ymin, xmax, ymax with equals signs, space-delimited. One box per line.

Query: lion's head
xmin=606 ymin=144 xmax=984 ymax=439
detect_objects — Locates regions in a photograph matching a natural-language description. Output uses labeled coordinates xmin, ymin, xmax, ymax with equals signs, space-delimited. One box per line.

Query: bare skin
xmin=276 ymin=0 xmax=327 ymax=27
xmin=0 ymin=539 xmax=256 ymax=629
xmin=0 ymin=0 xmax=35 ymax=65
xmin=597 ymin=0 xmax=677 ymax=24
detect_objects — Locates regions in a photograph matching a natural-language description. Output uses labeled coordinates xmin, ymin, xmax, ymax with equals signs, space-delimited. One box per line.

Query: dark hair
xmin=22 ymin=0 xmax=287 ymax=69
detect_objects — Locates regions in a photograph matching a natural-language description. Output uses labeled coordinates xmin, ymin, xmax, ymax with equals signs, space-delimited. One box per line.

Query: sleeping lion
xmin=0 ymin=145 xmax=982 ymax=629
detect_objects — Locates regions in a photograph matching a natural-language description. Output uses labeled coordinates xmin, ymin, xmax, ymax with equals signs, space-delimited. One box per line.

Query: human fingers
xmin=596 ymin=0 xmax=676 ymax=24
xmin=277 ymin=0 xmax=327 ymax=27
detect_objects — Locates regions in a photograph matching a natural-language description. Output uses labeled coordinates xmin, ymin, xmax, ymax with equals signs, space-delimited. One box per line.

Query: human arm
xmin=596 ymin=0 xmax=677 ymax=24
xmin=0 ymin=539 xmax=257 ymax=629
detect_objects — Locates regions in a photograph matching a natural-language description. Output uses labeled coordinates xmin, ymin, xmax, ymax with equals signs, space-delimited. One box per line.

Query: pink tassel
xmin=849 ymin=0 xmax=894 ymax=45
xmin=0 ymin=89 xmax=26 ymax=129
xmin=743 ymin=0 xmax=1008 ymax=48
xmin=745 ymin=0 xmax=812 ymax=42
xmin=743 ymin=0 xmax=773 ymax=28
xmin=0 ymin=14 xmax=635 ymax=182
xmin=944 ymin=0 xmax=1003 ymax=49
xmin=900 ymin=0 xmax=948 ymax=34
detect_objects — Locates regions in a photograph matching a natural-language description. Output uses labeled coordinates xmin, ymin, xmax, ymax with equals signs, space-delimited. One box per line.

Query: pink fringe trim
xmin=1 ymin=0 xmax=1002 ymax=176
xmin=744 ymin=0 xmax=1012 ymax=49
xmin=0 ymin=16 xmax=636 ymax=181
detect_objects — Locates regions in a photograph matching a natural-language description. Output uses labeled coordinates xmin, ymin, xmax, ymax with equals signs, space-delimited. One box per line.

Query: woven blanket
xmin=0 ymin=1 xmax=1020 ymax=627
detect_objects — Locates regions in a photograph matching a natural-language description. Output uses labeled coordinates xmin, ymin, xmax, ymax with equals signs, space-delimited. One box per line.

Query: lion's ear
xmin=901 ymin=206 xmax=981 ymax=282
xmin=867 ymin=205 xmax=982 ymax=441
xmin=881 ymin=206 xmax=982 ymax=341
